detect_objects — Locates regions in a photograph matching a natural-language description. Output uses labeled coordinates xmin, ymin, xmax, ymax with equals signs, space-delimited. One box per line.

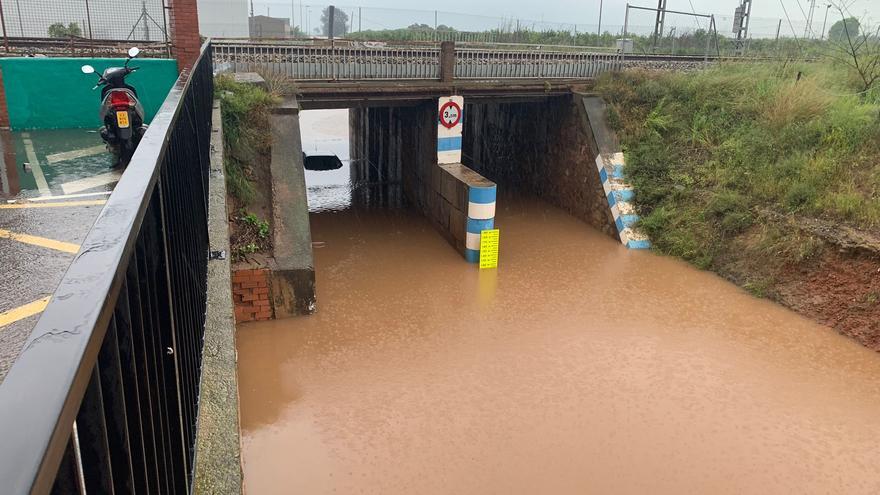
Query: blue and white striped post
xmin=464 ymin=185 xmax=497 ymax=263
xmin=595 ymin=152 xmax=651 ymax=249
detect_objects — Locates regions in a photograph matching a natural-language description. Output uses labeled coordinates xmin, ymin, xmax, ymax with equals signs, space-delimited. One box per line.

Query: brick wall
xmin=168 ymin=0 xmax=202 ymax=72
xmin=232 ymin=269 xmax=273 ymax=323
xmin=0 ymin=67 xmax=9 ymax=130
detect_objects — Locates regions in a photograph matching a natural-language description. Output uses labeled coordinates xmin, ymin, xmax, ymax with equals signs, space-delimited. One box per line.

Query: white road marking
xmin=26 ymin=191 xmax=113 ymax=202
xmin=45 ymin=145 xmax=107 ymax=164
xmin=60 ymin=170 xmax=122 ymax=195
xmin=21 ymin=133 xmax=51 ymax=197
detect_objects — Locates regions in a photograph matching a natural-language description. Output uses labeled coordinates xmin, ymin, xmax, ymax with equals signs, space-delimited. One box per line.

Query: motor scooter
xmin=81 ymin=47 xmax=147 ymax=168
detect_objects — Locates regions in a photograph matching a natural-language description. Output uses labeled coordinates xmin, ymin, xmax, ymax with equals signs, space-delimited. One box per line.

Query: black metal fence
xmin=0 ymin=41 xmax=213 ymax=494
xmin=0 ymin=0 xmax=169 ymax=53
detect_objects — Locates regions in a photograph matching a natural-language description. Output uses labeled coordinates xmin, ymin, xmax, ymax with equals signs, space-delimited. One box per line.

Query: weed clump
xmin=215 ymin=75 xmax=278 ymax=204
xmin=596 ymin=62 xmax=880 ymax=271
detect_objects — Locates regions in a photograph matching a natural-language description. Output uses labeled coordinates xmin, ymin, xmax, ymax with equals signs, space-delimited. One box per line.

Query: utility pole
xmin=597 ymin=0 xmax=603 ymax=35
xmin=328 ymin=5 xmax=335 ymax=39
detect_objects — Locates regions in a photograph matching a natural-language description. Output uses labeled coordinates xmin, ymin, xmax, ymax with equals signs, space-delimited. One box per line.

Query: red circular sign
xmin=439 ymin=101 xmax=462 ymax=129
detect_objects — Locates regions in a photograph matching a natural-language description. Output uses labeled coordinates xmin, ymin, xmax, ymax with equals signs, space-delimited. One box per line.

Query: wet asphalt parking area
xmin=0 ymin=129 xmax=118 ymax=382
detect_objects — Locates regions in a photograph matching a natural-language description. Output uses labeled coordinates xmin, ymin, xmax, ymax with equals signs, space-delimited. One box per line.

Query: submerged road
xmin=235 ymin=110 xmax=880 ymax=494
xmin=0 ymin=129 xmax=115 ymax=382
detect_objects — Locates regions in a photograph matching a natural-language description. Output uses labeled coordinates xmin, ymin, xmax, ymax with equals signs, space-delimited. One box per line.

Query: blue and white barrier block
xmin=595 ymin=152 xmax=651 ymax=250
xmin=464 ymin=184 xmax=497 ymax=263
xmin=437 ymin=95 xmax=464 ymax=164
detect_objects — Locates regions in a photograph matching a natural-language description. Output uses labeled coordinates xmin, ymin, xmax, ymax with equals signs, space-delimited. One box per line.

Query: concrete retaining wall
xmin=349 ymin=103 xmax=498 ymax=261
xmin=194 ymin=100 xmax=242 ymax=494
xmin=462 ymin=95 xmax=619 ymax=239
xmin=268 ymin=97 xmax=316 ymax=316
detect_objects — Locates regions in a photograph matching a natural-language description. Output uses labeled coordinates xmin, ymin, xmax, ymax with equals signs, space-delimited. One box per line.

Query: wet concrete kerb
xmin=193 ymin=100 xmax=243 ymax=494
xmin=269 ymin=96 xmax=317 ymax=316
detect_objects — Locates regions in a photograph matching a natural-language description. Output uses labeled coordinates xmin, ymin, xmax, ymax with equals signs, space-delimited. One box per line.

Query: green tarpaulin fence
xmin=0 ymin=57 xmax=177 ymax=131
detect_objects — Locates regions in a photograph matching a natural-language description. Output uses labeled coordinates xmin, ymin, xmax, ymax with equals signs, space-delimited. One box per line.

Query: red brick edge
xmin=0 ymin=67 xmax=10 ymax=129
xmin=232 ymin=269 xmax=273 ymax=323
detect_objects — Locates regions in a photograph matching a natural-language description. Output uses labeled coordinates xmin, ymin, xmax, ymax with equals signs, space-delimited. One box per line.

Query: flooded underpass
xmin=236 ymin=110 xmax=880 ymax=494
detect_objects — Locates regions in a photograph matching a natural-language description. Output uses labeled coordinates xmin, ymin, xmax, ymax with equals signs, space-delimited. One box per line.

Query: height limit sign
xmin=439 ymin=100 xmax=461 ymax=129
xmin=479 ymin=229 xmax=500 ymax=269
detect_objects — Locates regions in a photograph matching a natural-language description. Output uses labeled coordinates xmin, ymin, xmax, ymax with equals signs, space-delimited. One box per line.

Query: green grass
xmin=596 ymin=62 xmax=880 ymax=269
xmin=215 ymin=76 xmax=278 ymax=204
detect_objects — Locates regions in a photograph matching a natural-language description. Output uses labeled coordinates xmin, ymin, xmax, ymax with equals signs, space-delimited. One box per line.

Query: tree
xmin=828 ymin=17 xmax=860 ymax=41
xmin=826 ymin=8 xmax=878 ymax=94
xmin=320 ymin=7 xmax=348 ymax=37
xmin=47 ymin=22 xmax=82 ymax=38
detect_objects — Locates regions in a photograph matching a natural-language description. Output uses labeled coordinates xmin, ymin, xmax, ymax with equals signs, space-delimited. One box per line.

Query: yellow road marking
xmin=0 ymin=200 xmax=107 ymax=209
xmin=0 ymin=296 xmax=51 ymax=328
xmin=0 ymin=229 xmax=80 ymax=254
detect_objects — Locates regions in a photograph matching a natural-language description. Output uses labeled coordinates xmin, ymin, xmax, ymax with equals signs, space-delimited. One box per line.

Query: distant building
xmin=197 ymin=0 xmax=249 ymax=37
xmin=249 ymin=15 xmax=293 ymax=38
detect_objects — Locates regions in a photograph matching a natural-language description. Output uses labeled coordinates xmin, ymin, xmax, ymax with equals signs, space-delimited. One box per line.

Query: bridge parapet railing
xmin=454 ymin=47 xmax=622 ymax=79
xmin=213 ymin=41 xmax=440 ymax=80
xmin=0 ymin=42 xmax=214 ymax=494
xmin=212 ymin=40 xmax=621 ymax=81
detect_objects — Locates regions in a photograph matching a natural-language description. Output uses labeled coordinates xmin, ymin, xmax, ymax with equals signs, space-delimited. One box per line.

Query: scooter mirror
xmin=81 ymin=65 xmax=95 ymax=74
xmin=128 ymin=47 xmax=140 ymax=58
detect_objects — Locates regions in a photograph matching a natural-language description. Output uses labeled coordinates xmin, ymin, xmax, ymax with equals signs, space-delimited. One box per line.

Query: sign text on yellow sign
xmin=479 ymin=229 xmax=500 ymax=269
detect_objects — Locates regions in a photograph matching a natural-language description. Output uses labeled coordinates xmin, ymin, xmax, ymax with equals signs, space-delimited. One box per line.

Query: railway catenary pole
xmin=652 ymin=0 xmax=667 ymax=52
xmin=820 ymin=4 xmax=831 ymax=40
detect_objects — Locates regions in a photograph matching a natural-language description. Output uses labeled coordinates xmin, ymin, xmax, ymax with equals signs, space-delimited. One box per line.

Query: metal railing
xmin=0 ymin=41 xmax=214 ymax=494
xmin=212 ymin=40 xmax=621 ymax=81
xmin=455 ymin=48 xmax=621 ymax=79
xmin=213 ymin=41 xmax=441 ymax=80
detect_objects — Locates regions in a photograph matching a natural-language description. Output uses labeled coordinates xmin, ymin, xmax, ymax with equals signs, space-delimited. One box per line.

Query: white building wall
xmin=197 ymin=0 xmax=248 ymax=37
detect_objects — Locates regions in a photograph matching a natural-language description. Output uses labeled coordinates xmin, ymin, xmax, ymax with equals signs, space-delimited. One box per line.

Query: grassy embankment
xmin=595 ymin=62 xmax=880 ymax=297
xmin=215 ymin=76 xmax=278 ymax=260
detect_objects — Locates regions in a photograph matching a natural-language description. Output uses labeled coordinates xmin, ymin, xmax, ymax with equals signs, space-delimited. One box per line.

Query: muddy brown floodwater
xmin=236 ymin=110 xmax=880 ymax=494
xmin=237 ymin=195 xmax=880 ymax=494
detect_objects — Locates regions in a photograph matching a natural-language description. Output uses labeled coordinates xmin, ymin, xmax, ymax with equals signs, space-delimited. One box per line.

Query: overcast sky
xmin=252 ymin=0 xmax=879 ymax=38
xmin=340 ymin=0 xmax=879 ymax=26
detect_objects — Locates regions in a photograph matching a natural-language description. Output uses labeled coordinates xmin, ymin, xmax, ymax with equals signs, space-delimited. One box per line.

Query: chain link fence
xmin=220 ymin=2 xmax=818 ymax=57
xmin=1 ymin=0 xmax=168 ymax=48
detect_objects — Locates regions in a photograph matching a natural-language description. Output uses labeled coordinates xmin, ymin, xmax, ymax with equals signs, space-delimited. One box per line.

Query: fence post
xmin=0 ymin=0 xmax=8 ymax=53
xmin=440 ymin=40 xmax=455 ymax=83
xmin=0 ymin=66 xmax=9 ymax=130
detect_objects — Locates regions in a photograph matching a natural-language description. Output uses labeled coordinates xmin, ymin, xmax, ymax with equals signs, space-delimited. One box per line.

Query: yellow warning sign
xmin=479 ymin=229 xmax=500 ymax=269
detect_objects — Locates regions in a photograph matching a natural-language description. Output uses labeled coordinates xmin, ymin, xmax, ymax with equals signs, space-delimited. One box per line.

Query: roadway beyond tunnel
xmin=235 ymin=109 xmax=880 ymax=495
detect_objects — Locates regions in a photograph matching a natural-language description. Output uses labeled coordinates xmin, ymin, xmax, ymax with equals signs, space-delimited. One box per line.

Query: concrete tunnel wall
xmin=462 ymin=95 xmax=619 ymax=240
xmin=347 ymin=95 xmax=620 ymax=254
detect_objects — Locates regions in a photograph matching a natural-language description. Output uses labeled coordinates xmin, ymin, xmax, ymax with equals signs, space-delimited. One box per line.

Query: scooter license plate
xmin=116 ymin=111 xmax=130 ymax=129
